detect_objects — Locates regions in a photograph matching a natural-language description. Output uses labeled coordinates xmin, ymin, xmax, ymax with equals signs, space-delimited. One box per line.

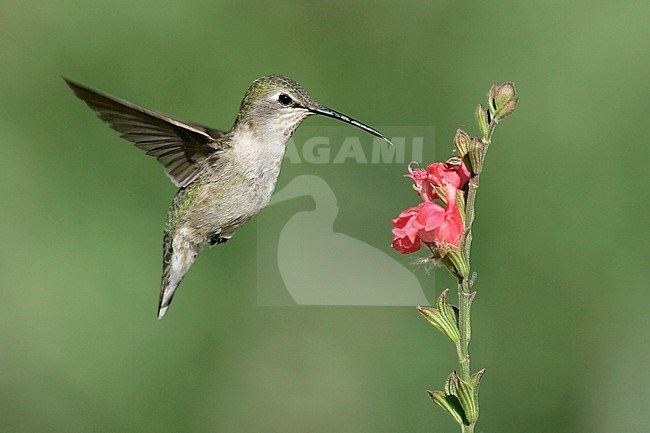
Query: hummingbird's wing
xmin=65 ymin=78 xmax=227 ymax=188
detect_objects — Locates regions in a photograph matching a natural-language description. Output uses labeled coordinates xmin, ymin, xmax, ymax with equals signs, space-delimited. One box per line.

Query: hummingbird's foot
xmin=208 ymin=232 xmax=229 ymax=246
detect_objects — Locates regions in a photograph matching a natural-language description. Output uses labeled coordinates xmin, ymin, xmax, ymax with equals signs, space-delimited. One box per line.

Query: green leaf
xmin=453 ymin=375 xmax=479 ymax=423
xmin=441 ymin=249 xmax=470 ymax=279
xmin=455 ymin=189 xmax=466 ymax=221
xmin=417 ymin=308 xmax=459 ymax=343
xmin=427 ymin=390 xmax=468 ymax=426
xmin=436 ymin=289 xmax=459 ymax=329
xmin=417 ymin=289 xmax=460 ymax=342
xmin=475 ymin=104 xmax=489 ymax=140
xmin=469 ymin=368 xmax=486 ymax=390
xmin=444 ymin=371 xmax=459 ymax=396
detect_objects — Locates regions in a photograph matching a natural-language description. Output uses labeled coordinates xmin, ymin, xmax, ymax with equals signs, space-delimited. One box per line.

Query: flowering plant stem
xmin=455 ymin=123 xmax=495 ymax=433
xmin=460 ymin=85 xmax=517 ymax=432
xmin=391 ymin=82 xmax=517 ymax=432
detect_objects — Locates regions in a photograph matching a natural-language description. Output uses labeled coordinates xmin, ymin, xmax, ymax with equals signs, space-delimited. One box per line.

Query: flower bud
xmin=488 ymin=82 xmax=517 ymax=123
xmin=494 ymin=82 xmax=516 ymax=108
xmin=468 ymin=137 xmax=486 ymax=174
xmin=453 ymin=129 xmax=470 ymax=157
xmin=475 ymin=104 xmax=489 ymax=139
xmin=488 ymin=82 xmax=517 ymax=120
xmin=495 ymin=98 xmax=517 ymax=122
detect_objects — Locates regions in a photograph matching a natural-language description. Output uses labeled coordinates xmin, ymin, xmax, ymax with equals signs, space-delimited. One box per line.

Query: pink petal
xmin=391 ymin=234 xmax=421 ymax=254
xmin=416 ymin=201 xmax=445 ymax=243
xmin=406 ymin=163 xmax=437 ymax=201
xmin=436 ymin=203 xmax=464 ymax=246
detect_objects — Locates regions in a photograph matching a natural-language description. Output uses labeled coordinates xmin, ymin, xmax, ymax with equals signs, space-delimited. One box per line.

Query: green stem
xmin=463 ymin=176 xmax=479 ymax=261
xmin=460 ymin=421 xmax=475 ymax=433
xmin=456 ymin=275 xmax=474 ymax=432
xmin=456 ymin=278 xmax=472 ymax=381
xmin=454 ymin=123 xmax=495 ymax=433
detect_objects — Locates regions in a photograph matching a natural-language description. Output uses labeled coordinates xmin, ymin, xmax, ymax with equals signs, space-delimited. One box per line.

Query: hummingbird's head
xmin=235 ymin=74 xmax=391 ymax=144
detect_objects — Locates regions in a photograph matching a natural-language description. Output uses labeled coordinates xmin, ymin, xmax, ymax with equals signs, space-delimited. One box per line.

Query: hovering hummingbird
xmin=65 ymin=74 xmax=391 ymax=319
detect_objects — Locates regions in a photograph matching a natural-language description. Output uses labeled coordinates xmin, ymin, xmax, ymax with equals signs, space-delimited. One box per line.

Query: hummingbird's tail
xmin=158 ymin=230 xmax=200 ymax=319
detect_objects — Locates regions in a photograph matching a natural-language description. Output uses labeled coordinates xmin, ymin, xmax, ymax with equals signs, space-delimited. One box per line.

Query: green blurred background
xmin=1 ymin=1 xmax=648 ymax=432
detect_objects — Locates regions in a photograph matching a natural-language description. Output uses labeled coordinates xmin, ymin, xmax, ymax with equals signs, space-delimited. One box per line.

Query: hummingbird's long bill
xmin=310 ymin=105 xmax=393 ymax=145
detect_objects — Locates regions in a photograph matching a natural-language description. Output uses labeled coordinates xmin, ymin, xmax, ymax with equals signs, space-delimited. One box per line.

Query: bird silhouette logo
xmin=261 ymin=175 xmax=428 ymax=305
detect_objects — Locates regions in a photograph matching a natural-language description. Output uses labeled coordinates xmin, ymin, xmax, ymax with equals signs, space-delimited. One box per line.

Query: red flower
xmin=435 ymin=198 xmax=463 ymax=246
xmin=415 ymin=201 xmax=445 ymax=243
xmin=391 ymin=207 xmax=422 ymax=254
xmin=391 ymin=159 xmax=469 ymax=254
xmin=427 ymin=158 xmax=471 ymax=190
xmin=406 ymin=162 xmax=436 ymax=202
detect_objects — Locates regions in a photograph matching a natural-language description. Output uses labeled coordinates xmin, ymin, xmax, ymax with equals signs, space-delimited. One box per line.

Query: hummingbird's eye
xmin=278 ymin=93 xmax=293 ymax=106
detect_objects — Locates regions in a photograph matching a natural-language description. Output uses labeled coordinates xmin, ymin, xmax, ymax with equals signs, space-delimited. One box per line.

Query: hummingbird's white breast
xmin=231 ymin=125 xmax=289 ymax=180
xmin=197 ymin=124 xmax=291 ymax=240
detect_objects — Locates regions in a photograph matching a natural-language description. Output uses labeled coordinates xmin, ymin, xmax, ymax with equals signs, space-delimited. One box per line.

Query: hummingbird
xmin=65 ymin=74 xmax=391 ymax=319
